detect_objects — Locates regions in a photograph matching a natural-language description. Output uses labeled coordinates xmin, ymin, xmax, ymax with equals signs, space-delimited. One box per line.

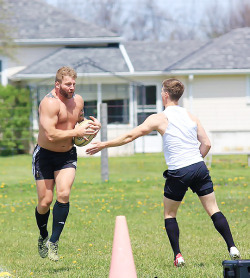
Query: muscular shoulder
xmin=143 ymin=112 xmax=168 ymax=135
xmin=39 ymin=94 xmax=60 ymax=115
xmin=74 ymin=94 xmax=83 ymax=103
xmin=147 ymin=112 xmax=166 ymax=124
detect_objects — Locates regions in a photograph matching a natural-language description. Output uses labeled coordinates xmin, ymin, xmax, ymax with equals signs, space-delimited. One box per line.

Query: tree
xmin=55 ymin=0 xmax=173 ymax=41
xmin=203 ymin=0 xmax=250 ymax=38
xmin=0 ymin=0 xmax=15 ymax=57
xmin=0 ymin=85 xmax=31 ymax=156
xmin=123 ymin=0 xmax=170 ymax=41
xmin=47 ymin=0 xmax=250 ymax=41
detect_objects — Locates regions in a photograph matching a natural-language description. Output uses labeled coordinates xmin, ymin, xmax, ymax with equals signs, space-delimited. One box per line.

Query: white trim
xmin=97 ymin=83 xmax=102 ymax=122
xmin=11 ymin=69 xmax=250 ymax=82
xmin=156 ymin=83 xmax=163 ymax=113
xmin=188 ymin=74 xmax=194 ymax=113
xmin=246 ymin=75 xmax=250 ymax=104
xmin=170 ymin=69 xmax=250 ymax=75
xmin=0 ymin=56 xmax=8 ymax=86
xmin=12 ymin=37 xmax=122 ymax=46
xmin=129 ymin=83 xmax=134 ymax=126
xmin=210 ymin=129 xmax=250 ymax=132
xmin=119 ymin=44 xmax=134 ymax=73
xmin=12 ymin=71 xmax=166 ymax=81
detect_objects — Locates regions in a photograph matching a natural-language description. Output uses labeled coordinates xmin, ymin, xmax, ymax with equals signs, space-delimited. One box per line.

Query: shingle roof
xmin=15 ymin=41 xmax=207 ymax=77
xmin=18 ymin=46 xmax=129 ymax=75
xmin=171 ymin=27 xmax=250 ymax=70
xmin=123 ymin=41 xmax=206 ymax=71
xmin=1 ymin=0 xmax=117 ymax=40
xmin=11 ymin=23 xmax=250 ymax=78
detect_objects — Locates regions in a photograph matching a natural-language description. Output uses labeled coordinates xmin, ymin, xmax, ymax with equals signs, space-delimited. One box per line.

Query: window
xmin=137 ymin=85 xmax=157 ymax=135
xmin=102 ymin=84 xmax=129 ymax=124
xmin=84 ymin=100 xmax=97 ymax=118
xmin=103 ymin=99 xmax=129 ymax=124
xmin=137 ymin=85 xmax=156 ymax=109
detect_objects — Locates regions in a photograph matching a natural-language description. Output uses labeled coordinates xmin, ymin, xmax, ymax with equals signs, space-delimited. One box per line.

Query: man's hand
xmin=74 ymin=116 xmax=101 ymax=138
xmin=86 ymin=141 xmax=105 ymax=155
xmin=89 ymin=116 xmax=101 ymax=137
xmin=74 ymin=122 xmax=96 ymax=138
xmin=77 ymin=109 xmax=84 ymax=123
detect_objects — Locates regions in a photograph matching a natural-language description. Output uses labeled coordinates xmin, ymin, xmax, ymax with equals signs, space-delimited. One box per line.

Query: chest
xmin=57 ymin=100 xmax=81 ymax=126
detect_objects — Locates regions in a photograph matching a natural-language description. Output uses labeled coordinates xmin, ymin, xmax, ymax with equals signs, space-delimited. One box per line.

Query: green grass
xmin=0 ymin=154 xmax=249 ymax=278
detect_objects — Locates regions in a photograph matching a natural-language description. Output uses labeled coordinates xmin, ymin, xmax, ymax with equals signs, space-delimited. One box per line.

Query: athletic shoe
xmin=229 ymin=247 xmax=241 ymax=260
xmin=174 ymin=253 xmax=185 ymax=267
xmin=38 ymin=235 xmax=49 ymax=258
xmin=47 ymin=240 xmax=59 ymax=261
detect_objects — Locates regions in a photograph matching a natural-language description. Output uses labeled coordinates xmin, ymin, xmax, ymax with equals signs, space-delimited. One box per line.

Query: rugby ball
xmin=73 ymin=120 xmax=95 ymax=147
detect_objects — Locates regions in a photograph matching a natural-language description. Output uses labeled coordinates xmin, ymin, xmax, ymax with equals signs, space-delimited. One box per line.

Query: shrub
xmin=0 ymin=84 xmax=31 ymax=156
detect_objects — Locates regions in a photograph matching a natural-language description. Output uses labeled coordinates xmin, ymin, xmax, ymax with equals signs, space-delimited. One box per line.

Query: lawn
xmin=0 ymin=153 xmax=249 ymax=278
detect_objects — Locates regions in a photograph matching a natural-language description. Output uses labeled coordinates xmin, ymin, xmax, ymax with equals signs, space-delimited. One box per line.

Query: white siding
xmin=183 ymin=75 xmax=250 ymax=153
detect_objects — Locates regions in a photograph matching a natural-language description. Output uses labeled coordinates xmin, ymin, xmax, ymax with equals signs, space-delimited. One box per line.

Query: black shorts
xmin=32 ymin=145 xmax=77 ymax=180
xmin=163 ymin=161 xmax=214 ymax=201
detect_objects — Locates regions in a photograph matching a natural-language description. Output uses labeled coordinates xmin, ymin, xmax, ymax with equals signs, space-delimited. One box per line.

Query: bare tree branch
xmin=203 ymin=0 xmax=250 ymax=38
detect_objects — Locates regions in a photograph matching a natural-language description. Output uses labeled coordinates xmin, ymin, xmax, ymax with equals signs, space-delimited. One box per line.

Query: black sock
xmin=211 ymin=211 xmax=235 ymax=251
xmin=165 ymin=218 xmax=181 ymax=258
xmin=35 ymin=207 xmax=50 ymax=239
xmin=50 ymin=200 xmax=69 ymax=243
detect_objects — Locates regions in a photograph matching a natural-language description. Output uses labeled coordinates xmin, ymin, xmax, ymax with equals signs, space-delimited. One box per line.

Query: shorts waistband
xmin=36 ymin=144 xmax=75 ymax=154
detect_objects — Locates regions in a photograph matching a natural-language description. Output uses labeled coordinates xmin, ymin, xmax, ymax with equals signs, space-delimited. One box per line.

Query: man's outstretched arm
xmin=86 ymin=114 xmax=159 ymax=155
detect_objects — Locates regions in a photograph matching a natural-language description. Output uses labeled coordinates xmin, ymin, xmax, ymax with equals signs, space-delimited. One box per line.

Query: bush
xmin=0 ymin=84 xmax=31 ymax=156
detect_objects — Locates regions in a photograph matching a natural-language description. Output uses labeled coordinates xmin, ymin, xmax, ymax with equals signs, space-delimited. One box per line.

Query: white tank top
xmin=162 ymin=106 xmax=203 ymax=170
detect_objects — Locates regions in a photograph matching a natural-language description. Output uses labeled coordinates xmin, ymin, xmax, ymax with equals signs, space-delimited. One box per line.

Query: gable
xmin=14 ymin=46 xmax=129 ymax=77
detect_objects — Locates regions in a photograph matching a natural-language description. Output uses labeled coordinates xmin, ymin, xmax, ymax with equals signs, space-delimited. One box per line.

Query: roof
xmin=16 ymin=46 xmax=129 ymax=76
xmin=1 ymin=0 xmax=118 ymax=41
xmin=14 ymin=41 xmax=207 ymax=78
xmin=5 ymin=4 xmax=250 ymax=80
xmin=171 ymin=27 xmax=250 ymax=71
xmin=123 ymin=41 xmax=206 ymax=71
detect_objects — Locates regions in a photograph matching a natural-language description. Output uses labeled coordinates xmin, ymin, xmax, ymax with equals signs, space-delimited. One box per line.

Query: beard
xmin=59 ymin=86 xmax=75 ymax=99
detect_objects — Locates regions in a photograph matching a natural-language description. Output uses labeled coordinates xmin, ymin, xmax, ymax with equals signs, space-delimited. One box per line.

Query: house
xmin=1 ymin=0 xmax=250 ymax=156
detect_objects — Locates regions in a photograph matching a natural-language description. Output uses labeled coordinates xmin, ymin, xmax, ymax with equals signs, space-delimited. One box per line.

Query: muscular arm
xmin=86 ymin=114 xmax=164 ymax=155
xmin=39 ymin=97 xmax=96 ymax=143
xmin=39 ymin=98 xmax=77 ymax=142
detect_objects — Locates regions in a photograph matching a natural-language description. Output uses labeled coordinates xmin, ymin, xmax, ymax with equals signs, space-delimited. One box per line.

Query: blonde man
xmin=86 ymin=78 xmax=240 ymax=266
xmin=32 ymin=66 xmax=101 ymax=261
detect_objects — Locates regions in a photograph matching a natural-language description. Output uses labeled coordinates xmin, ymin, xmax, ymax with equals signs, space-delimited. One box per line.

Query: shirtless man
xmin=86 ymin=78 xmax=240 ymax=266
xmin=32 ymin=66 xmax=101 ymax=261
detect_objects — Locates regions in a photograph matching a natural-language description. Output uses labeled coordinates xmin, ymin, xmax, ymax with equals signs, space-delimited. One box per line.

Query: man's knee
xmin=37 ymin=199 xmax=52 ymax=213
xmin=57 ymin=190 xmax=70 ymax=203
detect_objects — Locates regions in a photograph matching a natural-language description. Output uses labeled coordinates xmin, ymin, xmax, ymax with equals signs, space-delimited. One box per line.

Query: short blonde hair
xmin=162 ymin=78 xmax=184 ymax=101
xmin=55 ymin=66 xmax=77 ymax=83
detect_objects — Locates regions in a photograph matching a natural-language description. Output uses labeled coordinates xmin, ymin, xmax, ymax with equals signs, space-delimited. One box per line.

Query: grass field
xmin=0 ymin=153 xmax=249 ymax=278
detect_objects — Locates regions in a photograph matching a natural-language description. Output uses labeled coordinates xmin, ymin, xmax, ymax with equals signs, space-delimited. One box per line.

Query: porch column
xmin=129 ymin=83 xmax=135 ymax=126
xmin=97 ymin=83 xmax=102 ymax=122
xmin=188 ymin=74 xmax=194 ymax=112
xmin=247 ymin=75 xmax=250 ymax=104
xmin=156 ymin=83 xmax=163 ymax=113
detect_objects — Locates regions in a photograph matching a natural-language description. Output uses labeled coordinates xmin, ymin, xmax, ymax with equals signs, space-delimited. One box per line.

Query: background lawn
xmin=0 ymin=153 xmax=249 ymax=278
